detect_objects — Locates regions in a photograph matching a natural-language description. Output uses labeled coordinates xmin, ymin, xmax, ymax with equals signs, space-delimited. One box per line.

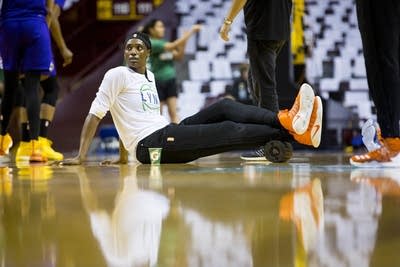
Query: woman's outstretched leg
xmin=137 ymin=86 xmax=323 ymax=163
xmin=180 ymin=98 xmax=280 ymax=127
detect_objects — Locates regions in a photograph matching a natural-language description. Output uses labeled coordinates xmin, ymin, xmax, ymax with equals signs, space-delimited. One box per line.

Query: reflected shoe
xmin=351 ymin=169 xmax=400 ymax=196
xmin=290 ymin=96 xmax=323 ymax=148
xmin=0 ymin=167 xmax=12 ymax=196
xmin=39 ymin=137 xmax=64 ymax=161
xmin=279 ymin=179 xmax=323 ymax=252
xmin=240 ymin=147 xmax=266 ymax=161
xmin=278 ymin=83 xmax=315 ymax=135
xmin=17 ymin=164 xmax=53 ymax=181
xmin=350 ymin=137 xmax=400 ymax=167
xmin=0 ymin=134 xmax=13 ymax=155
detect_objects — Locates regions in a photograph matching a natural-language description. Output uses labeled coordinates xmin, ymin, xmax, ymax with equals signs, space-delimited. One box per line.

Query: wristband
xmin=224 ymin=18 xmax=233 ymax=25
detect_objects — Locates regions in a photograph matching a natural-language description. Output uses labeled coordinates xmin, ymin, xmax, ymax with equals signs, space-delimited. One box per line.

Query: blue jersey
xmin=55 ymin=0 xmax=66 ymax=9
xmin=1 ymin=0 xmax=47 ymax=21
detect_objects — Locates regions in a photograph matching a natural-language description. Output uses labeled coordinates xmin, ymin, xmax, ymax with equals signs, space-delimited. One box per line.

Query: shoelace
xmin=254 ymin=148 xmax=265 ymax=157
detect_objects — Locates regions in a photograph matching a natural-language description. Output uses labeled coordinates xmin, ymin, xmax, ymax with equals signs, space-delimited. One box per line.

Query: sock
xmin=21 ymin=123 xmax=30 ymax=142
xmin=40 ymin=119 xmax=51 ymax=139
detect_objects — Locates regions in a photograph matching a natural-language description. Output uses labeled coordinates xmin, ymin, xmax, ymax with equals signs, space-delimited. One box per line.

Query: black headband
xmin=131 ymin=32 xmax=152 ymax=50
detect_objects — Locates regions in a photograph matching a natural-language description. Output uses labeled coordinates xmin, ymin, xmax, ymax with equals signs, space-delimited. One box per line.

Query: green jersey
xmin=149 ymin=38 xmax=176 ymax=81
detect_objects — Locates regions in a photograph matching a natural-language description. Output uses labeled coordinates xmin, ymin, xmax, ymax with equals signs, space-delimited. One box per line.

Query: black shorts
xmin=156 ymin=78 xmax=178 ymax=101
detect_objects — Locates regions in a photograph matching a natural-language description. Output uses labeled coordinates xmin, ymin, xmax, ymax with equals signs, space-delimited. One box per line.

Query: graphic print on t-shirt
xmin=140 ymin=84 xmax=160 ymax=113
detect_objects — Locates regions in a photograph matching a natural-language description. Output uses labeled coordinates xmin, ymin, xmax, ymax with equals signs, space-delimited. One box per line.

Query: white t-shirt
xmin=89 ymin=66 xmax=169 ymax=158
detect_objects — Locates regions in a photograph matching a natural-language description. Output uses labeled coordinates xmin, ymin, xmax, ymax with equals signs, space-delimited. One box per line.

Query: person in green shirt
xmin=143 ymin=19 xmax=201 ymax=123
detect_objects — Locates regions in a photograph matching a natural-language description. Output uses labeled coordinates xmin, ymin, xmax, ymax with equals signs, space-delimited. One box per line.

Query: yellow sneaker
xmin=16 ymin=140 xmax=48 ymax=163
xmin=39 ymin=137 xmax=64 ymax=161
xmin=16 ymin=141 xmax=32 ymax=162
xmin=0 ymin=133 xmax=13 ymax=155
xmin=30 ymin=139 xmax=47 ymax=163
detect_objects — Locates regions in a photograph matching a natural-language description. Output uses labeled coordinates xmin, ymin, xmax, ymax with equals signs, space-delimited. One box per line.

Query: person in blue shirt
xmin=0 ymin=0 xmax=54 ymax=162
xmin=14 ymin=0 xmax=73 ymax=162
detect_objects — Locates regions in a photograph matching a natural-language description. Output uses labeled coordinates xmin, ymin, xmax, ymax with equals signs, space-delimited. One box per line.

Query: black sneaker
xmin=240 ymin=147 xmax=266 ymax=161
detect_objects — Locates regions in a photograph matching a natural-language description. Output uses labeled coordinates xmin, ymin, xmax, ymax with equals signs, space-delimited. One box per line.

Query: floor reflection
xmin=309 ymin=169 xmax=382 ymax=267
xmin=78 ymin=165 xmax=170 ymax=267
xmin=0 ymin=154 xmax=399 ymax=267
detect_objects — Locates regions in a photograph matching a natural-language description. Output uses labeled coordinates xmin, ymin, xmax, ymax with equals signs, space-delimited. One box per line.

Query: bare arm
xmin=62 ymin=114 xmax=101 ymax=165
xmin=219 ymin=0 xmax=247 ymax=42
xmin=49 ymin=4 xmax=73 ymax=66
xmin=171 ymin=38 xmax=188 ymax=61
xmin=164 ymin=24 xmax=202 ymax=51
xmin=118 ymin=140 xmax=129 ymax=164
xmin=46 ymin=0 xmax=55 ymax=27
xmin=102 ymin=139 xmax=129 ymax=165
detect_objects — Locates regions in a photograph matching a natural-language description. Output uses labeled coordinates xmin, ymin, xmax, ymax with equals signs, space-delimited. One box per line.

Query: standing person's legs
xmin=164 ymin=78 xmax=179 ymax=123
xmin=356 ymin=0 xmax=400 ymax=137
xmin=40 ymin=76 xmax=59 ymax=139
xmin=166 ymin=97 xmax=178 ymax=123
xmin=0 ymin=20 xmax=23 ymax=155
xmin=19 ymin=19 xmax=53 ymax=162
xmin=1 ymin=71 xmax=18 ymax=135
xmin=351 ymin=0 xmax=400 ymax=167
xmin=39 ymin=75 xmax=64 ymax=160
xmin=247 ymin=39 xmax=286 ymax=112
xmin=0 ymin=71 xmax=17 ymax=155
xmin=156 ymin=78 xmax=179 ymax=123
xmin=372 ymin=1 xmax=400 ymax=137
xmin=23 ymin=72 xmax=41 ymax=141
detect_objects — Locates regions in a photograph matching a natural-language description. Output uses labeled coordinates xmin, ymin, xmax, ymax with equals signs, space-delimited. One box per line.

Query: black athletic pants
xmin=356 ymin=0 xmax=400 ymax=137
xmin=247 ymin=39 xmax=286 ymax=113
xmin=136 ymin=99 xmax=291 ymax=163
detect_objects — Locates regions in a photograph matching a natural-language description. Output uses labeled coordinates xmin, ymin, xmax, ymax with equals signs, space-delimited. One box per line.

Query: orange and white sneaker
xmin=350 ymin=137 xmax=400 ymax=167
xmin=0 ymin=133 xmax=13 ymax=155
xmin=290 ymin=96 xmax=323 ymax=148
xmin=278 ymin=83 xmax=315 ymax=135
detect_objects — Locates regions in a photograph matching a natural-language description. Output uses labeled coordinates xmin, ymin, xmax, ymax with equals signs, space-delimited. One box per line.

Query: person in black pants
xmin=220 ymin=0 xmax=293 ymax=160
xmin=62 ymin=32 xmax=322 ymax=165
xmin=351 ymin=1 xmax=400 ymax=167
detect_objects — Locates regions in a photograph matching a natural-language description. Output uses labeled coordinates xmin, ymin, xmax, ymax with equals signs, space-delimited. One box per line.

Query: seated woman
xmin=63 ymin=32 xmax=322 ymax=165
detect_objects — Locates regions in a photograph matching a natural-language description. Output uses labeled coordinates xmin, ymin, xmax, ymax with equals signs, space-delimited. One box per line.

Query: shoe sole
xmin=240 ymin=156 xmax=268 ymax=161
xmin=350 ymin=153 xmax=400 ymax=168
xmin=311 ymin=96 xmax=323 ymax=148
xmin=292 ymin=83 xmax=315 ymax=135
xmin=16 ymin=156 xmax=30 ymax=162
xmin=0 ymin=155 xmax=10 ymax=163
